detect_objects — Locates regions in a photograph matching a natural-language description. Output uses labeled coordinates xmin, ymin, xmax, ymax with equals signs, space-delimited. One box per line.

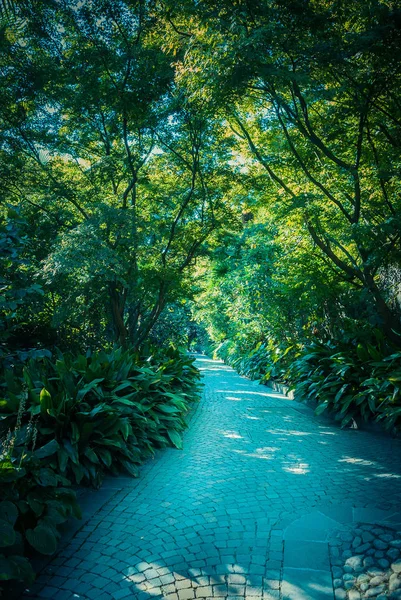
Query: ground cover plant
xmin=0 ymin=412 xmax=81 ymax=590
xmin=288 ymin=335 xmax=401 ymax=430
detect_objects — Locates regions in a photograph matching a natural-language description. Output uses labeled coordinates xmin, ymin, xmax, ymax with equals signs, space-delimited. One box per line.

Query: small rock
xmin=335 ymin=589 xmax=347 ymax=600
xmin=388 ymin=549 xmax=400 ymax=561
xmin=333 ymin=567 xmax=343 ymax=578
xmin=363 ymin=533 xmax=375 ymax=543
xmin=389 ymin=592 xmax=401 ymax=600
xmin=380 ymin=535 xmax=393 ymax=543
xmin=334 ymin=578 xmax=343 ymax=589
xmin=353 ymin=537 xmax=362 ymax=549
xmin=343 ymin=574 xmax=356 ymax=582
xmin=341 ymin=533 xmax=354 ymax=542
xmin=392 ymin=560 xmax=401 ymax=574
xmin=378 ymin=559 xmax=390 ymax=569
xmin=360 ymin=583 xmax=369 ymax=592
xmin=345 ymin=565 xmax=355 ymax=573
xmin=364 ymin=557 xmax=375 ymax=568
xmin=370 ymin=576 xmax=385 ymax=586
xmin=346 ymin=557 xmax=364 ymax=570
xmin=369 ymin=570 xmax=384 ymax=578
xmin=391 ymin=541 xmax=401 ymax=549
xmin=364 ymin=585 xmax=386 ymax=597
xmin=345 ymin=581 xmax=355 ymax=590
xmin=376 ymin=596 xmax=387 ymax=600
xmin=358 ymin=575 xmax=370 ymax=584
xmin=355 ymin=544 xmax=372 ymax=554
xmin=374 ymin=540 xmax=388 ymax=550
xmin=349 ymin=592 xmax=361 ymax=600
xmin=389 ymin=573 xmax=401 ymax=592
xmin=331 ymin=547 xmax=340 ymax=558
xmin=343 ymin=549 xmax=353 ymax=559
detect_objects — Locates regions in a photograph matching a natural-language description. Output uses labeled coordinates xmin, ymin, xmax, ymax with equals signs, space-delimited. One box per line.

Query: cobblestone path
xmin=27 ymin=356 xmax=401 ymax=600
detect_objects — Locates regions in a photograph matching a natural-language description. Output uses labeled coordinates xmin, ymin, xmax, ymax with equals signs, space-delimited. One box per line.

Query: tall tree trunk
xmin=363 ymin=271 xmax=401 ymax=346
xmin=109 ymin=284 xmax=128 ymax=347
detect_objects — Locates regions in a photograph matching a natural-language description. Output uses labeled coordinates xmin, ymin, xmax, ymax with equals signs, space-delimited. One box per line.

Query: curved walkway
xmin=26 ymin=356 xmax=401 ymax=600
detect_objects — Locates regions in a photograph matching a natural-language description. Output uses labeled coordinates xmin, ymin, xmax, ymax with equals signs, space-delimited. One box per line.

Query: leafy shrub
xmin=0 ymin=427 xmax=80 ymax=591
xmin=1 ymin=347 xmax=201 ymax=487
xmin=289 ymin=335 xmax=401 ymax=430
xmin=215 ymin=339 xmax=296 ymax=383
xmin=0 ymin=346 xmax=200 ymax=589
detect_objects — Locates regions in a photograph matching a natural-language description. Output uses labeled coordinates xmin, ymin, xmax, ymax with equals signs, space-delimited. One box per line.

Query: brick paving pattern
xmin=25 ymin=356 xmax=401 ymax=599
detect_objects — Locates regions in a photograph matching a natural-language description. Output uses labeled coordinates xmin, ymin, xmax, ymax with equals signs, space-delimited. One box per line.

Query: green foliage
xmin=0 ymin=439 xmax=80 ymax=590
xmin=0 ymin=209 xmax=46 ymax=361
xmin=1 ymin=347 xmax=201 ymax=487
xmin=288 ymin=334 xmax=401 ymax=431
xmin=216 ymin=339 xmax=296 ymax=384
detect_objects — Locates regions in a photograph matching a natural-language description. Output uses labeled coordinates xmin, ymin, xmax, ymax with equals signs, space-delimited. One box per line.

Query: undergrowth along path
xmin=25 ymin=356 xmax=401 ymax=600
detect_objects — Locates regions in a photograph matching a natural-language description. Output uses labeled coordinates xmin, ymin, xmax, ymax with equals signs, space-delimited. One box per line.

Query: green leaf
xmin=37 ymin=468 xmax=58 ymax=487
xmin=315 ymin=402 xmax=329 ymax=415
xmin=356 ymin=344 xmax=369 ymax=362
xmin=157 ymin=404 xmax=180 ymax=414
xmin=77 ymin=379 xmax=104 ymax=400
xmin=34 ymin=439 xmax=59 ymax=459
xmin=71 ymin=421 xmax=80 ymax=444
xmin=0 ymin=554 xmax=35 ymax=583
xmin=334 ymin=384 xmax=348 ymax=403
xmin=26 ymin=493 xmax=44 ymax=517
xmin=70 ymin=462 xmax=85 ymax=484
xmin=39 ymin=388 xmax=52 ymax=413
xmin=167 ymin=429 xmax=183 ymax=449
xmin=96 ymin=448 xmax=112 ymax=468
xmin=120 ymin=459 xmax=138 ymax=477
xmin=26 ymin=524 xmax=58 ymax=555
xmin=84 ymin=446 xmax=99 ymax=464
xmin=113 ymin=381 xmax=135 ymax=393
xmin=57 ymin=447 xmax=69 ymax=472
xmin=0 ymin=501 xmax=18 ymax=526
xmin=0 ymin=520 xmax=16 ymax=547
xmin=120 ymin=419 xmax=131 ymax=440
xmin=62 ymin=439 xmax=79 ymax=465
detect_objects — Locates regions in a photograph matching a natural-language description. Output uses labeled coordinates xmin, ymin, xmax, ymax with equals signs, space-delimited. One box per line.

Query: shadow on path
xmin=23 ymin=355 xmax=401 ymax=600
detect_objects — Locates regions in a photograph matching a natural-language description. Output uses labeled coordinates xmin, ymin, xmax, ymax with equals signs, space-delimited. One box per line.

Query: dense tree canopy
xmin=1 ymin=0 xmax=401 ymax=413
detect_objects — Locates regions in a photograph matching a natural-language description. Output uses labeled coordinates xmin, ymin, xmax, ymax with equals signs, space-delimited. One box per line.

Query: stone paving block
xmin=111 ymin=589 xmax=132 ymax=600
xmin=196 ymin=586 xmax=214 ymax=597
xmin=178 ymin=589 xmax=195 ymax=599
xmin=353 ymin=507 xmax=393 ymax=524
xmin=37 ymin=587 xmax=60 ymax=598
xmin=319 ymin=505 xmax=354 ymax=524
xmin=263 ymin=590 xmax=280 ymax=599
xmin=282 ymin=568 xmax=334 ymax=599
xmin=285 ymin=526 xmax=331 ymax=542
xmin=227 ymin=584 xmax=245 ymax=596
xmin=284 ymin=540 xmax=330 ymax=570
xmin=177 ymin=579 xmax=194 ymax=590
xmin=213 ymin=585 xmax=229 ymax=597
